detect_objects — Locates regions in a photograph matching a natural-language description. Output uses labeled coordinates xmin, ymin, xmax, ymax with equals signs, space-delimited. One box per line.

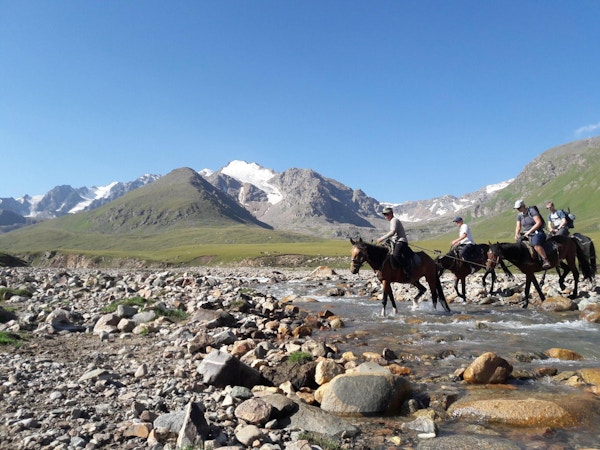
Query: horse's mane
xmin=362 ymin=241 xmax=389 ymax=259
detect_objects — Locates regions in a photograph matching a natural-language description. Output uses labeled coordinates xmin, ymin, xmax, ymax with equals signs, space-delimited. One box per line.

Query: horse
xmin=435 ymin=244 xmax=514 ymax=301
xmin=350 ymin=238 xmax=450 ymax=316
xmin=539 ymin=233 xmax=597 ymax=289
xmin=486 ymin=234 xmax=589 ymax=308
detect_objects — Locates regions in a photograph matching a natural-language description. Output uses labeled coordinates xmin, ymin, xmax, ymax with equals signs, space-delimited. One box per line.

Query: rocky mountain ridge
xmin=0 ymin=162 xmax=510 ymax=238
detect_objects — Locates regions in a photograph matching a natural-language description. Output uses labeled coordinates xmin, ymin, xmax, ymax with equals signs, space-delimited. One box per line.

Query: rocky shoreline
xmin=1 ymin=265 xmax=600 ymax=450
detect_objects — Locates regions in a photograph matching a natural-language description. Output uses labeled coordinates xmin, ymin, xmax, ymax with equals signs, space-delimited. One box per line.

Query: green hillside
xmin=0 ymin=138 xmax=598 ymax=268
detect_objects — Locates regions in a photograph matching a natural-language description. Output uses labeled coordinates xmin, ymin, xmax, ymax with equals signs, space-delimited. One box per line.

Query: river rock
xmin=540 ymin=296 xmax=577 ymax=312
xmin=449 ymin=397 xmax=580 ymax=428
xmin=315 ymin=359 xmax=345 ymax=385
xmin=280 ymin=401 xmax=360 ymax=438
xmin=545 ymin=347 xmax=583 ymax=360
xmin=579 ymin=367 xmax=600 ymax=386
xmin=463 ymin=352 xmax=513 ymax=384
xmin=579 ymin=303 xmax=600 ymax=322
xmin=319 ymin=368 xmax=412 ymax=416
xmin=197 ymin=349 xmax=271 ymax=388
xmin=416 ymin=435 xmax=522 ymax=450
xmin=234 ymin=398 xmax=272 ymax=425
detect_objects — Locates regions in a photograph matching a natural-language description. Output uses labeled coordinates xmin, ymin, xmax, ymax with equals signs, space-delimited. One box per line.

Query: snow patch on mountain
xmin=220 ymin=160 xmax=283 ymax=204
xmin=486 ymin=179 xmax=514 ymax=193
xmin=69 ymin=182 xmax=120 ymax=213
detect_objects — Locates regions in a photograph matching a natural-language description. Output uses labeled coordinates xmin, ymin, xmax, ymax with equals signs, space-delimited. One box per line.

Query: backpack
xmin=560 ymin=208 xmax=576 ymax=229
xmin=528 ymin=206 xmax=546 ymax=229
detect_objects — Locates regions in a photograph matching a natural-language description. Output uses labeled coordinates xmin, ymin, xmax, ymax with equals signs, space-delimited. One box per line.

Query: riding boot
xmin=542 ymin=259 xmax=551 ymax=270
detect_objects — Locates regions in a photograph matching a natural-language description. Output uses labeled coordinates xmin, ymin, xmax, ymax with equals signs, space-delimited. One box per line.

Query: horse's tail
xmin=573 ymin=233 xmax=597 ymax=282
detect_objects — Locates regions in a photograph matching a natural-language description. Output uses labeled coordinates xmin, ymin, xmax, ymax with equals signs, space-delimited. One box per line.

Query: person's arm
xmin=557 ymin=211 xmax=568 ymax=230
xmin=452 ymin=231 xmax=467 ymax=247
xmin=515 ymin=219 xmax=522 ymax=240
xmin=525 ymin=215 xmax=544 ymax=237
xmin=547 ymin=214 xmax=554 ymax=233
xmin=377 ymin=221 xmax=395 ymax=243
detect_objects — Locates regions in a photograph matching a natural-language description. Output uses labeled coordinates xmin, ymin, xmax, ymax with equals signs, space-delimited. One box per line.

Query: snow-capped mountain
xmin=0 ymin=160 xmax=511 ymax=238
xmin=0 ymin=174 xmax=161 ymax=220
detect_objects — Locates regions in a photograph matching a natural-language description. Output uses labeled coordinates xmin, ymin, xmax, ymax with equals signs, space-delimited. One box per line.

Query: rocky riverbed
xmin=1 ymin=265 xmax=600 ymax=450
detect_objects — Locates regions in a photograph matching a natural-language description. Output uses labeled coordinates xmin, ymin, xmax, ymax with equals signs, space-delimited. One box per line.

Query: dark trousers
xmin=392 ymin=241 xmax=413 ymax=269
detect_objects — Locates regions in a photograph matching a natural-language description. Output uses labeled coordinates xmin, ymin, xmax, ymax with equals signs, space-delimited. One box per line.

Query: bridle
xmin=486 ymin=248 xmax=500 ymax=269
xmin=350 ymin=250 xmax=366 ymax=273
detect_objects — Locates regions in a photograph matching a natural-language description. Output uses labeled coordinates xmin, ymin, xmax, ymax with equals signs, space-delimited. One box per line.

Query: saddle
xmin=520 ymin=239 xmax=559 ymax=263
xmin=388 ymin=252 xmax=421 ymax=273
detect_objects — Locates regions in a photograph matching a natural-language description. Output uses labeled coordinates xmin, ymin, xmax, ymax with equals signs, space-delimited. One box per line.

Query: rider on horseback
xmin=450 ymin=217 xmax=478 ymax=274
xmin=377 ymin=207 xmax=413 ymax=278
xmin=514 ymin=199 xmax=552 ymax=270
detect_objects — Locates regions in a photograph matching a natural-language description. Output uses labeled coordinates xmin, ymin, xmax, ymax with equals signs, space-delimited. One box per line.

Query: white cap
xmin=513 ymin=199 xmax=525 ymax=209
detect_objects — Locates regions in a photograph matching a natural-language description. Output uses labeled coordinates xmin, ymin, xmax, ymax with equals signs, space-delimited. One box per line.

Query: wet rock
xmin=449 ymin=397 xmax=579 ymax=428
xmin=579 ymin=367 xmax=600 ymax=386
xmin=545 ymin=347 xmax=583 ymax=360
xmin=540 ymin=296 xmax=577 ymax=312
xmin=463 ymin=352 xmax=513 ymax=384
xmin=579 ymin=304 xmax=600 ymax=322
xmin=319 ymin=366 xmax=412 ymax=416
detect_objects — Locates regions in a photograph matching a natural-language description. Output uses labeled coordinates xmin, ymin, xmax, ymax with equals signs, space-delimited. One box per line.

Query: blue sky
xmin=2 ymin=1 xmax=599 ymax=203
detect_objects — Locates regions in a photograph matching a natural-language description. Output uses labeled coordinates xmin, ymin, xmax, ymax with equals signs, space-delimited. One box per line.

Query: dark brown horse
xmin=436 ymin=244 xmax=513 ymax=301
xmin=486 ymin=234 xmax=593 ymax=308
xmin=350 ymin=238 xmax=450 ymax=316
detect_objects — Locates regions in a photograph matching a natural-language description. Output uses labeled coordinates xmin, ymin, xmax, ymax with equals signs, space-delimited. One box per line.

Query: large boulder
xmin=318 ymin=363 xmax=412 ymax=416
xmin=449 ymin=397 xmax=579 ymax=428
xmin=197 ymin=350 xmax=271 ymax=388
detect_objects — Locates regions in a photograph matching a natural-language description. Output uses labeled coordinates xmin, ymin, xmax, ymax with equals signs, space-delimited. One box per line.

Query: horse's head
xmin=486 ymin=242 xmax=502 ymax=270
xmin=350 ymin=238 xmax=368 ymax=274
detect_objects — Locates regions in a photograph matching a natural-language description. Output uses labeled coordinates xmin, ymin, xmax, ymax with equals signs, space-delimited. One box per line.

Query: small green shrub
xmin=298 ymin=432 xmax=342 ymax=450
xmin=288 ymin=351 xmax=314 ymax=364
xmin=101 ymin=296 xmax=148 ymax=313
xmin=0 ymin=287 xmax=32 ymax=301
xmin=0 ymin=331 xmax=21 ymax=346
xmin=155 ymin=307 xmax=188 ymax=321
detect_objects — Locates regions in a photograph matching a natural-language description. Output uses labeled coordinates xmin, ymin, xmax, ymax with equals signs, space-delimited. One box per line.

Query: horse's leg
xmin=557 ymin=262 xmax=570 ymax=291
xmin=528 ymin=273 xmax=545 ymax=305
xmin=459 ymin=277 xmax=466 ymax=301
xmin=381 ymin=280 xmax=389 ymax=317
xmin=567 ymin=257 xmax=579 ymax=299
xmin=453 ymin=277 xmax=461 ymax=298
xmin=486 ymin=269 xmax=497 ymax=294
xmin=412 ymin=281 xmax=427 ymax=309
xmin=436 ymin=277 xmax=451 ymax=312
xmin=388 ymin=289 xmax=398 ymax=316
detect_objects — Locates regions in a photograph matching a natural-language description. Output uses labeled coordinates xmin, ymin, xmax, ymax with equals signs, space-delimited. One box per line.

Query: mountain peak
xmin=219 ymin=161 xmax=283 ymax=205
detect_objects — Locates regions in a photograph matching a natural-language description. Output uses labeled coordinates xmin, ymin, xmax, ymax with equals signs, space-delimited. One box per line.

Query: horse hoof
xmin=381 ymin=307 xmax=386 ymax=317
xmin=391 ymin=308 xmax=398 ymax=317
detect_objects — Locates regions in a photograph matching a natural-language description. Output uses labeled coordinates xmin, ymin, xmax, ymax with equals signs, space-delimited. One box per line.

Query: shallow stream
xmin=252 ymin=271 xmax=600 ymax=449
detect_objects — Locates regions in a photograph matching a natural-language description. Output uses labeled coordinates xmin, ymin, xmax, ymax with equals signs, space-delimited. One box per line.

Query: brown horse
xmin=436 ymin=244 xmax=514 ymax=301
xmin=486 ymin=234 xmax=591 ymax=308
xmin=350 ymin=238 xmax=450 ymax=316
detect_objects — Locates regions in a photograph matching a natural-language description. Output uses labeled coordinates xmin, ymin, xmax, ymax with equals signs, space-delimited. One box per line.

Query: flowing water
xmin=251 ymin=271 xmax=600 ymax=449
